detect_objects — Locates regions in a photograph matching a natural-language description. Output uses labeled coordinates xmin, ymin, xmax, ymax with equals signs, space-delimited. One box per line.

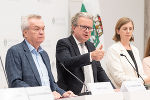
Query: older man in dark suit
xmin=5 ymin=14 xmax=74 ymax=99
xmin=56 ymin=12 xmax=113 ymax=95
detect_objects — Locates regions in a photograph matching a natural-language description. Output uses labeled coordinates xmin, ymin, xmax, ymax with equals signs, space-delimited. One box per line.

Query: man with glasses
xmin=56 ymin=12 xmax=112 ymax=95
xmin=5 ymin=14 xmax=75 ymax=99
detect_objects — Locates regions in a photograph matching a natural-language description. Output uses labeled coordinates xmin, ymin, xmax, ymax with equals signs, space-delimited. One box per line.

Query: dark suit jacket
xmin=5 ymin=40 xmax=65 ymax=95
xmin=56 ymin=35 xmax=111 ymax=95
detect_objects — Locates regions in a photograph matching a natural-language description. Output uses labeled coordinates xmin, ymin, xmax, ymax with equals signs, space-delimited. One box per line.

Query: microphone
xmin=59 ymin=63 xmax=91 ymax=96
xmin=120 ymin=54 xmax=146 ymax=85
xmin=0 ymin=55 xmax=8 ymax=86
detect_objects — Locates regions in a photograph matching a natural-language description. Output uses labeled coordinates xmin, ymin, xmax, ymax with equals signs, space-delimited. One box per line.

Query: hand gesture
xmin=91 ymin=45 xmax=104 ymax=61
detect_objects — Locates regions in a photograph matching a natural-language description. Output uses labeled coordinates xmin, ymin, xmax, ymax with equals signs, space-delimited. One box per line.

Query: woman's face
xmin=117 ymin=22 xmax=133 ymax=42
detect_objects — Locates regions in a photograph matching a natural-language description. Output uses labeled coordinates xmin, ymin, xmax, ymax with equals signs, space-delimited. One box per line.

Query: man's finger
xmin=99 ymin=44 xmax=103 ymax=50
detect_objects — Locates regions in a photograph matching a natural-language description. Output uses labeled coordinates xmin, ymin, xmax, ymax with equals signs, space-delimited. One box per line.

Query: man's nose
xmin=39 ymin=29 xmax=44 ymax=34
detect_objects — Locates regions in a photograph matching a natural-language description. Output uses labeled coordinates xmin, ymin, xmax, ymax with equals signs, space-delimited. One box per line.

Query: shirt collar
xmin=25 ymin=39 xmax=43 ymax=53
xmin=72 ymin=35 xmax=85 ymax=46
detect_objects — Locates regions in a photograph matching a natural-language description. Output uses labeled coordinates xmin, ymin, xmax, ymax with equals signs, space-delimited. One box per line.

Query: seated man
xmin=56 ymin=12 xmax=113 ymax=95
xmin=5 ymin=14 xmax=74 ymax=99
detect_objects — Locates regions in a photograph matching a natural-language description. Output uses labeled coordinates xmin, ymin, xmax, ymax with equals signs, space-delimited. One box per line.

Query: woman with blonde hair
xmin=106 ymin=17 xmax=150 ymax=88
xmin=143 ymin=37 xmax=150 ymax=76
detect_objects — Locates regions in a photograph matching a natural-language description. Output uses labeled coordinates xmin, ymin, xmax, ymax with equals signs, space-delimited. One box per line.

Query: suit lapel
xmin=21 ymin=40 xmax=42 ymax=85
xmin=85 ymin=41 xmax=93 ymax=52
xmin=40 ymin=52 xmax=51 ymax=77
xmin=119 ymin=42 xmax=135 ymax=68
xmin=69 ymin=35 xmax=81 ymax=55
xmin=130 ymin=45 xmax=139 ymax=68
xmin=85 ymin=41 xmax=96 ymax=75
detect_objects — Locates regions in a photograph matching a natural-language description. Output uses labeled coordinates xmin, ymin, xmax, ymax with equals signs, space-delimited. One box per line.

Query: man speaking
xmin=56 ymin=12 xmax=112 ymax=95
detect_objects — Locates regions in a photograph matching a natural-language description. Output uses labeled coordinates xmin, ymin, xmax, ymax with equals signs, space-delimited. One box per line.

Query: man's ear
xmin=72 ymin=25 xmax=76 ymax=30
xmin=23 ymin=30 xmax=28 ymax=38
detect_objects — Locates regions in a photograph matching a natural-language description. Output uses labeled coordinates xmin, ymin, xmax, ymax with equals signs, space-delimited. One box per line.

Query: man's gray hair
xmin=21 ymin=14 xmax=41 ymax=33
xmin=71 ymin=12 xmax=93 ymax=34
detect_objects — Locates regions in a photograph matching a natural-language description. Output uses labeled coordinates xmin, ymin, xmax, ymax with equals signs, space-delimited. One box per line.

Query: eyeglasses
xmin=77 ymin=25 xmax=94 ymax=32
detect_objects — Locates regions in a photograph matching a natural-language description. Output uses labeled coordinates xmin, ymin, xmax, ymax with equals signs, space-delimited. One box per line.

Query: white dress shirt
xmin=25 ymin=40 xmax=50 ymax=87
xmin=73 ymin=35 xmax=94 ymax=92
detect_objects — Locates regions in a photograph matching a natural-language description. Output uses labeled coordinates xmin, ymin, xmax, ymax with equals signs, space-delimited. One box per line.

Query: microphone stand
xmin=0 ymin=55 xmax=8 ymax=86
xmin=120 ymin=54 xmax=149 ymax=89
xmin=60 ymin=63 xmax=91 ymax=96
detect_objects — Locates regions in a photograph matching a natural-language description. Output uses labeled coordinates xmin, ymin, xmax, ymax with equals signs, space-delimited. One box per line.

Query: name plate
xmin=120 ymin=81 xmax=146 ymax=92
xmin=87 ymin=82 xmax=114 ymax=95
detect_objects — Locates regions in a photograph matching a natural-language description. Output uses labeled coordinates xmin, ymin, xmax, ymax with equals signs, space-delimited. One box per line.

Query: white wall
xmin=69 ymin=0 xmax=144 ymax=58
